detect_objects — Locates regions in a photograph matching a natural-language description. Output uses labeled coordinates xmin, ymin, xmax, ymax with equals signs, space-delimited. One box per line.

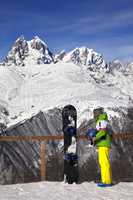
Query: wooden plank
xmin=78 ymin=133 xmax=133 ymax=140
xmin=40 ymin=141 xmax=46 ymax=181
xmin=0 ymin=133 xmax=133 ymax=142
xmin=113 ymin=133 xmax=133 ymax=139
xmin=0 ymin=135 xmax=64 ymax=142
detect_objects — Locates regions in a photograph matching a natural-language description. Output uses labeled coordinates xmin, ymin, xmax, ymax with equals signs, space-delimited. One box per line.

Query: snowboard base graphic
xmin=62 ymin=105 xmax=78 ymax=184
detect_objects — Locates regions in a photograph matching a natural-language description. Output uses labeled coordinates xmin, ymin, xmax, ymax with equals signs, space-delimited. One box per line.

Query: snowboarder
xmin=92 ymin=107 xmax=113 ymax=187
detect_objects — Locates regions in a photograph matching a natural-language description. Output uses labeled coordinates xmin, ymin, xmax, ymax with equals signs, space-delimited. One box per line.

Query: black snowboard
xmin=62 ymin=105 xmax=78 ymax=184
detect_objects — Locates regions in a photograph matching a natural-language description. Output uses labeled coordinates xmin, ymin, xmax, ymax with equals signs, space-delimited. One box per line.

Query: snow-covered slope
xmin=0 ymin=181 xmax=133 ymax=200
xmin=3 ymin=36 xmax=54 ymax=66
xmin=5 ymin=61 xmax=132 ymax=125
xmin=0 ymin=60 xmax=132 ymax=126
xmin=0 ymin=66 xmax=23 ymax=101
xmin=0 ymin=66 xmax=24 ymax=126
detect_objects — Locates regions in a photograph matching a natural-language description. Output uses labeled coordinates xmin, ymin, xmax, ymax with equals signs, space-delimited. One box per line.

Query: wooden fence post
xmin=40 ymin=141 xmax=46 ymax=181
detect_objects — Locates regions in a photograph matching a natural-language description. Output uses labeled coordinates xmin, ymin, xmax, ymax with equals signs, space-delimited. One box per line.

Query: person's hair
xmin=93 ymin=107 xmax=104 ymax=114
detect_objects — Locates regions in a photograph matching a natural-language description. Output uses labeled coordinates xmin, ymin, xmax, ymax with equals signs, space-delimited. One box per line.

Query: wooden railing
xmin=0 ymin=135 xmax=64 ymax=181
xmin=0 ymin=133 xmax=133 ymax=181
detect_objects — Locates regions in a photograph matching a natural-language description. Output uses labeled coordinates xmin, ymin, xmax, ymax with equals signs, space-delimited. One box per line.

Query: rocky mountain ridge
xmin=3 ymin=36 xmax=54 ymax=66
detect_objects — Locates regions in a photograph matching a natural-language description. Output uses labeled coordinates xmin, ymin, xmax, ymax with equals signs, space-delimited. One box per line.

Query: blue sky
xmin=0 ymin=0 xmax=133 ymax=62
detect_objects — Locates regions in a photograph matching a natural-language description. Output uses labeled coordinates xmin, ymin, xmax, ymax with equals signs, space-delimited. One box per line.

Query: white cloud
xmin=48 ymin=9 xmax=133 ymax=35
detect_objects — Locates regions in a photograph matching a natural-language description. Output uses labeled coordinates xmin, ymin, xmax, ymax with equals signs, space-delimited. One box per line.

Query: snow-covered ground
xmin=0 ymin=181 xmax=133 ymax=200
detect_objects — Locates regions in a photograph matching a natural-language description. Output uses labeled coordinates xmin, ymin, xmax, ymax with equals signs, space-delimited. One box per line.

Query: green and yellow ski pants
xmin=98 ymin=147 xmax=112 ymax=184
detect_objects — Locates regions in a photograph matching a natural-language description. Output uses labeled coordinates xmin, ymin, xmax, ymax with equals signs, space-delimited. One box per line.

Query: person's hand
xmin=92 ymin=137 xmax=96 ymax=145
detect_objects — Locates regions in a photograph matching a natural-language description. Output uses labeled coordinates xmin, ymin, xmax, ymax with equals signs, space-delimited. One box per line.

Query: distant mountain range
xmin=1 ymin=36 xmax=106 ymax=69
xmin=2 ymin=35 xmax=133 ymax=82
xmin=1 ymin=35 xmax=133 ymax=75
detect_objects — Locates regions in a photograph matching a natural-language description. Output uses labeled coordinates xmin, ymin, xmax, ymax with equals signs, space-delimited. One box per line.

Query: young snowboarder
xmin=93 ymin=107 xmax=113 ymax=187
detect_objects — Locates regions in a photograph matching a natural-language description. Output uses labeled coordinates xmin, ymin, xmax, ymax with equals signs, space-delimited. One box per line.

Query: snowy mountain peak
xmin=3 ymin=36 xmax=28 ymax=66
xmin=30 ymin=36 xmax=48 ymax=50
xmin=16 ymin=35 xmax=25 ymax=42
xmin=59 ymin=46 xmax=108 ymax=83
xmin=108 ymin=59 xmax=125 ymax=73
xmin=3 ymin=36 xmax=54 ymax=66
xmin=62 ymin=46 xmax=106 ymax=68
xmin=55 ymin=50 xmax=66 ymax=62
